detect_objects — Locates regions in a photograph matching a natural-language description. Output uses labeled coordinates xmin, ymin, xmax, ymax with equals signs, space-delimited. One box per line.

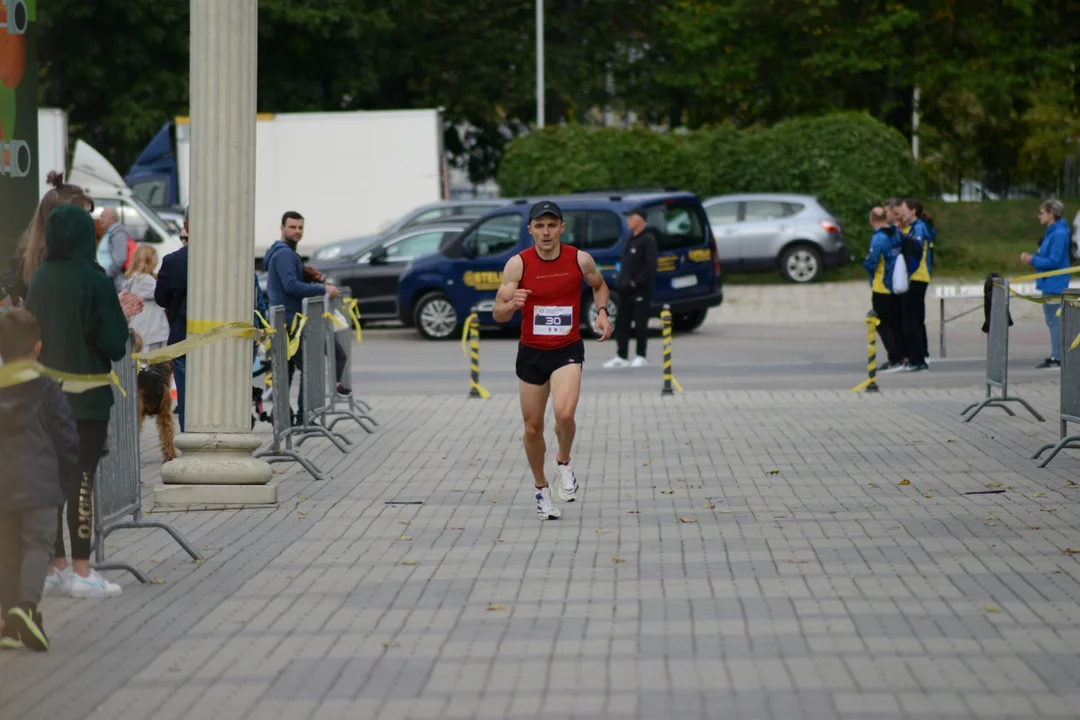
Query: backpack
xmin=900 ymin=230 xmax=922 ymax=274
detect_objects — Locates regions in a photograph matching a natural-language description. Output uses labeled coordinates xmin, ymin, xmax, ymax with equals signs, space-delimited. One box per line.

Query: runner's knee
xmin=554 ymin=406 xmax=575 ymax=427
xmin=523 ymin=418 xmax=544 ymax=438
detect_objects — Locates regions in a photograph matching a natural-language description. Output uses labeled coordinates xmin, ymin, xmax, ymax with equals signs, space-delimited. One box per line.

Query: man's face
xmin=100 ymin=208 xmax=117 ymax=226
xmin=529 ymin=215 xmax=564 ymax=251
xmin=628 ymin=213 xmax=646 ymax=234
xmin=282 ymin=218 xmax=304 ymax=243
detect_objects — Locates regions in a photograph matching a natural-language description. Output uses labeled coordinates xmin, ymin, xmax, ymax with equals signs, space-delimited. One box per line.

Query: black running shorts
xmin=516 ymin=339 xmax=585 ymax=386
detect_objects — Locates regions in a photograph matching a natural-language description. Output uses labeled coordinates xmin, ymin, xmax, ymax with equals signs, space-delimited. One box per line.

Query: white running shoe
xmin=43 ymin=567 xmax=72 ymax=597
xmin=630 ymin=355 xmax=648 ymax=368
xmin=554 ymin=459 xmax=579 ymax=502
xmin=603 ymin=356 xmax=630 ymax=369
xmin=535 ymin=486 xmax=562 ymax=520
xmin=68 ymin=570 xmax=122 ymax=598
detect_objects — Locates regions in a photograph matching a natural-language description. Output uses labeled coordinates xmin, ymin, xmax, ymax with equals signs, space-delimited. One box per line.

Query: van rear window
xmin=638 ymin=201 xmax=707 ymax=251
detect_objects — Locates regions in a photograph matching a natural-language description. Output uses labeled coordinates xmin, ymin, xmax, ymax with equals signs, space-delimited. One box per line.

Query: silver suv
xmin=702 ymin=193 xmax=850 ymax=282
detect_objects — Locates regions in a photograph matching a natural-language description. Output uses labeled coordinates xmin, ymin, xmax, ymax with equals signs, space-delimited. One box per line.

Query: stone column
xmin=157 ymin=0 xmax=274 ymax=505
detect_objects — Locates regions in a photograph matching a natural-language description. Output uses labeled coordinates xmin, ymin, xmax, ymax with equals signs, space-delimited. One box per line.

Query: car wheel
xmin=413 ymin=292 xmax=459 ymax=340
xmin=781 ymin=245 xmax=822 ymax=283
xmin=671 ymin=309 xmax=707 ymax=332
xmin=581 ymin=292 xmax=618 ymax=339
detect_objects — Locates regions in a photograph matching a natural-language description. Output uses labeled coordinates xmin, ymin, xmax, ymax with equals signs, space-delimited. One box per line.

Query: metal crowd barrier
xmin=254 ymin=305 xmax=326 ymax=480
xmin=962 ymin=277 xmax=1045 ymax=423
xmin=1032 ymin=288 xmax=1080 ymax=466
xmin=294 ymin=295 xmax=351 ymax=452
xmin=325 ymin=290 xmax=378 ymax=433
xmin=93 ymin=330 xmax=202 ymax=583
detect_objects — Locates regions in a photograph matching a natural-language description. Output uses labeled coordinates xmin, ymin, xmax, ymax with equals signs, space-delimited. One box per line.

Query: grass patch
xmin=723 ymin=198 xmax=1068 ymax=284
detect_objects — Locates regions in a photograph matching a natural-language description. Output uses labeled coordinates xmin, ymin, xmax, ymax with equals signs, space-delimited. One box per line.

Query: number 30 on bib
xmin=533 ymin=305 xmax=573 ymax=336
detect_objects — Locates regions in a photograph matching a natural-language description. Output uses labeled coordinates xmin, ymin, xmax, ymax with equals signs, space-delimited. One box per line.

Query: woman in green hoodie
xmin=25 ymin=204 xmax=130 ymax=599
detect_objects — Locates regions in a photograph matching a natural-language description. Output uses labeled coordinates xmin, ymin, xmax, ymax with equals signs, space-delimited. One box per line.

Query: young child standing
xmin=0 ymin=309 xmax=80 ymax=651
xmin=123 ymin=246 xmax=170 ymax=352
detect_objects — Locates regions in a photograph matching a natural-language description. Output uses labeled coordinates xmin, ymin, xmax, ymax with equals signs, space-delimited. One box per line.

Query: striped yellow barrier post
xmin=660 ymin=305 xmax=683 ymax=396
xmin=460 ymin=313 xmax=490 ymax=399
xmin=851 ymin=310 xmax=880 ymax=393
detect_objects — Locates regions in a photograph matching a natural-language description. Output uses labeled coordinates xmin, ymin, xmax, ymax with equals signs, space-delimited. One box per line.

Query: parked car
xmin=396 ymin=191 xmax=724 ymax=340
xmin=301 ymin=220 xmax=473 ymax=323
xmin=701 ymin=193 xmax=849 ymax=283
xmin=310 ymin=199 xmax=513 ymax=262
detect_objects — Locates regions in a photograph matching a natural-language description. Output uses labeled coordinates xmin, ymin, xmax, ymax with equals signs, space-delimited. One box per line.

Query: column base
xmin=154 ymin=482 xmax=277 ymax=507
xmin=161 ymin=431 xmax=274 ymax=484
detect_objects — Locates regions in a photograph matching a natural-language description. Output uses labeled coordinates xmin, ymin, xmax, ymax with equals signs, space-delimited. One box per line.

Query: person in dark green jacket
xmin=25 ymin=204 xmax=129 ymax=599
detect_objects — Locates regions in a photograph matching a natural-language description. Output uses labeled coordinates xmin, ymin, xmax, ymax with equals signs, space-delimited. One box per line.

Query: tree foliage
xmin=34 ymin=0 xmax=1080 ymax=193
xmin=499 ymin=112 xmax=920 ymax=250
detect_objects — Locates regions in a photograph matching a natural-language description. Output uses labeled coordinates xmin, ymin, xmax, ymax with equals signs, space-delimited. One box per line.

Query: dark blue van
xmin=396 ymin=191 xmax=724 ymax=340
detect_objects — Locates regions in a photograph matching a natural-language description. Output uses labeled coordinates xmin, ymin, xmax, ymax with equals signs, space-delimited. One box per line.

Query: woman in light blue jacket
xmin=1021 ymin=199 xmax=1071 ymax=369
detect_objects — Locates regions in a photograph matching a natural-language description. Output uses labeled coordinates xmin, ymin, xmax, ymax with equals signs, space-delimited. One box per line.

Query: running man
xmin=493 ymin=201 xmax=613 ymax=520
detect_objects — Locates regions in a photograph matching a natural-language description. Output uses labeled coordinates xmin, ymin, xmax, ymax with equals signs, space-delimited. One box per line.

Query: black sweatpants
xmin=872 ymin=293 xmax=905 ymax=365
xmin=0 ymin=507 xmax=58 ymax=613
xmin=55 ymin=420 xmax=108 ymax=561
xmin=902 ymin=280 xmax=928 ymax=363
xmin=616 ymin=289 xmax=652 ymax=360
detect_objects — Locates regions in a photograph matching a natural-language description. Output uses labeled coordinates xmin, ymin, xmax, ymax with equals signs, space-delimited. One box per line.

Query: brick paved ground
xmin=2 ymin=382 xmax=1080 ymax=720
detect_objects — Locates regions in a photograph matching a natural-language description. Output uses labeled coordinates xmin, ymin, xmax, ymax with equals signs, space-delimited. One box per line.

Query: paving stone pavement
xmin=2 ymin=382 xmax=1080 ymax=720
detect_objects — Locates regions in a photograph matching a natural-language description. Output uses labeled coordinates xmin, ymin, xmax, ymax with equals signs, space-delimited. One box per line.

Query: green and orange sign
xmin=0 ymin=0 xmax=37 ymax=271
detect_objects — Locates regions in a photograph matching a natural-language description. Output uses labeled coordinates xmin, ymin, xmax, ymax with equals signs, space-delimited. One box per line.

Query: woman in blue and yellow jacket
xmin=1021 ymin=199 xmax=1071 ymax=368
xmin=900 ymin=199 xmax=935 ymax=372
xmin=862 ymin=207 xmax=906 ymax=368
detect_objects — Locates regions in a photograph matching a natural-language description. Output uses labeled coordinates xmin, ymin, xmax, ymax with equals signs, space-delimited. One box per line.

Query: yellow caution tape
xmin=0 ymin=361 xmax=126 ymax=397
xmin=254 ymin=309 xmax=275 ymax=350
xmin=1012 ymin=265 xmax=1080 ymax=283
xmin=850 ymin=377 xmax=875 ymax=393
xmin=461 ymin=313 xmax=478 ymax=358
xmin=323 ymin=311 xmax=347 ymax=329
xmin=136 ymin=321 xmax=260 ymax=364
xmin=288 ymin=314 xmax=307 ymax=359
xmin=470 ymin=379 xmax=492 ymax=399
xmin=343 ymin=298 xmax=363 ymax=345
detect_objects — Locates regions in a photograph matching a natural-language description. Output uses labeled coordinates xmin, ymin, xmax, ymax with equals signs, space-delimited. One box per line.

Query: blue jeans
xmin=172 ymin=357 xmax=186 ymax=432
xmin=1044 ymin=302 xmax=1062 ymax=360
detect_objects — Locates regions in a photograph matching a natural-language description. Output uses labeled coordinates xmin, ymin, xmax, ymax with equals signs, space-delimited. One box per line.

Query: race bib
xmin=533 ymin=305 xmax=573 ymax=336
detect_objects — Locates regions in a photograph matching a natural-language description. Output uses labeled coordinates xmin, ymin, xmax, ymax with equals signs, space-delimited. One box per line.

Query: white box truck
xmin=126 ymin=108 xmax=447 ymax=261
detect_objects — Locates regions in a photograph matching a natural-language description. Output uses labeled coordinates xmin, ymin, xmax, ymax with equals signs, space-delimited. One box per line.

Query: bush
xmin=498 ymin=112 xmax=921 ymax=254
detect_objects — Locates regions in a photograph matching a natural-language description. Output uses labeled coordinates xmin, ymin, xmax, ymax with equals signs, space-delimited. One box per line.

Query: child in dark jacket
xmin=0 ymin=309 xmax=80 ymax=651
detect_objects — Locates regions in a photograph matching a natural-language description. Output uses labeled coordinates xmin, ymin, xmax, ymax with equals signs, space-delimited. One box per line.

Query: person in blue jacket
xmin=264 ymin=211 xmax=347 ymax=425
xmin=862 ymin=206 xmax=906 ymax=369
xmin=1022 ymin=199 xmax=1072 ymax=369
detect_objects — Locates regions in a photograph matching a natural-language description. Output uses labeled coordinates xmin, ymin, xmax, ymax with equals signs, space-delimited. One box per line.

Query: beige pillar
xmin=157 ymin=0 xmax=275 ymax=505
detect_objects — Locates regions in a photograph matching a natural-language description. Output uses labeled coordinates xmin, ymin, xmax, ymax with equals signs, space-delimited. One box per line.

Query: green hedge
xmin=498 ymin=112 xmax=921 ymax=254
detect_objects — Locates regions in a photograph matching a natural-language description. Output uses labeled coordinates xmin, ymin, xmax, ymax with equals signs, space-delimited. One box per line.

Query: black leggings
xmin=55 ymin=420 xmax=108 ymax=561
xmin=902 ymin=280 xmax=928 ymax=363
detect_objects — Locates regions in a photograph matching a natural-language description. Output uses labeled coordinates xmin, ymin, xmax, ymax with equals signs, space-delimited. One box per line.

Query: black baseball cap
xmin=629 ymin=206 xmax=648 ymax=220
xmin=528 ymin=200 xmax=563 ymax=222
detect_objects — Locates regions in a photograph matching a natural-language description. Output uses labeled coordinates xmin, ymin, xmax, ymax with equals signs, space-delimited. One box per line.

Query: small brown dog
xmin=132 ymin=332 xmax=178 ymax=463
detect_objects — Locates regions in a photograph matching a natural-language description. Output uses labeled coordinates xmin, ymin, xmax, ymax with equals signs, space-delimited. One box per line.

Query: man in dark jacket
xmin=24 ymin=204 xmax=128 ymax=600
xmin=604 ymin=207 xmax=658 ymax=368
xmin=264 ymin=211 xmax=346 ymax=424
xmin=155 ymin=221 xmax=189 ymax=430
xmin=0 ymin=310 xmax=80 ymax=650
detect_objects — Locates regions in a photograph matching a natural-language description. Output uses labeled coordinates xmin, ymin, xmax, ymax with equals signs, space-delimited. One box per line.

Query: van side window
xmin=562 ymin=211 xmax=621 ymax=250
xmin=639 ymin=202 xmax=707 ymax=251
xmin=462 ymin=214 xmax=522 ymax=257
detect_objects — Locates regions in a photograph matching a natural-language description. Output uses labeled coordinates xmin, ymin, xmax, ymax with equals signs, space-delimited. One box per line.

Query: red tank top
xmin=518 ymin=244 xmax=583 ymax=349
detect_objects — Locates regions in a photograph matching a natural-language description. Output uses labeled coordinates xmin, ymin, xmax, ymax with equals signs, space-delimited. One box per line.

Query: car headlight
xmin=314 ymin=247 xmax=341 ymax=261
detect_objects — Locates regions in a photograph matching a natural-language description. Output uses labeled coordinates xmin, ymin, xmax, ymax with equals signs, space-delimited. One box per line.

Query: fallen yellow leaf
xmin=397 ymin=536 xmax=412 ymax=541
xmin=767 ymin=470 xmax=780 ymax=476
xmin=983 ymin=605 xmax=1001 ymax=613
xmin=1067 ymin=481 xmax=1077 ymax=487
xmin=595 ymin=529 xmax=611 ymax=535
xmin=152 ymin=578 xmax=165 ymax=584
xmin=679 ymin=517 xmax=697 ymax=523
xmin=1029 ymin=526 xmax=1041 ymax=530
xmin=487 ymin=604 xmax=506 ymax=611
xmin=612 ymin=556 xmax=626 ymax=563
xmin=923 ymin=493 xmax=933 ymax=498
xmin=985 ymin=515 xmax=998 ymax=521
xmin=383 ymin=641 xmax=399 ymax=649
xmin=1033 ymin=492 xmax=1046 ymax=498
xmin=899 ymin=479 xmax=911 ymax=486
xmin=401 ymin=560 xmax=418 ymax=566
xmin=706 ymin=504 xmax=716 ymax=509
xmin=1064 ymin=548 xmax=1080 ymax=555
